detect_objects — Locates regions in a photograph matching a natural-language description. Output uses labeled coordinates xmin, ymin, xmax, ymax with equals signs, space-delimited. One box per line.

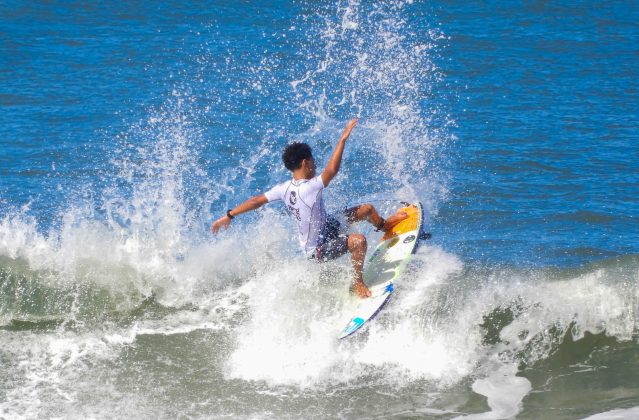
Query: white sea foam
xmin=0 ymin=329 xmax=126 ymax=418
xmin=583 ymin=407 xmax=639 ymax=420
xmin=455 ymin=363 xmax=531 ymax=419
xmin=225 ymin=243 xmax=480 ymax=388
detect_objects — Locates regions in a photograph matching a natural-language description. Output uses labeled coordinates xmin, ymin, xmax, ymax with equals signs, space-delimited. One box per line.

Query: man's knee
xmin=360 ymin=203 xmax=374 ymax=216
xmin=348 ymin=233 xmax=367 ymax=250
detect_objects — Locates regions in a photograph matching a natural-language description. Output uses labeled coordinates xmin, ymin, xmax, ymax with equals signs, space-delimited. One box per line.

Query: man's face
xmin=304 ymin=156 xmax=316 ymax=177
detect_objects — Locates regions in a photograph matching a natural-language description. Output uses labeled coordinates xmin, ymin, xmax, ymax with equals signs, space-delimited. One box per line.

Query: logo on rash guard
xmin=287 ymin=205 xmax=301 ymax=221
xmin=289 ymin=191 xmax=297 ymax=205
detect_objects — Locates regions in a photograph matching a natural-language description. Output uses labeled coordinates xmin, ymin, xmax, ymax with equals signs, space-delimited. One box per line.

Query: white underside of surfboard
xmin=338 ymin=202 xmax=424 ymax=339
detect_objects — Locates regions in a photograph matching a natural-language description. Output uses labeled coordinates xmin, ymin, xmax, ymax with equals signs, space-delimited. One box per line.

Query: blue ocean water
xmin=1 ymin=1 xmax=638 ymax=419
xmin=438 ymin=1 xmax=639 ymax=266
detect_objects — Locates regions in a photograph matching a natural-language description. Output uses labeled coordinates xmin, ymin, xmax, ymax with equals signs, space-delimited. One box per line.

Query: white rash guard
xmin=264 ymin=175 xmax=327 ymax=256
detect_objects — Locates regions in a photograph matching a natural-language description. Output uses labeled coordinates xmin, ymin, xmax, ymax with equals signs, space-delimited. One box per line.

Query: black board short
xmin=310 ymin=216 xmax=349 ymax=262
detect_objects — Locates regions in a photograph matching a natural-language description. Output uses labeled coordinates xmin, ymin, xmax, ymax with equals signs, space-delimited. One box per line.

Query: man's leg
xmin=346 ymin=203 xmax=408 ymax=232
xmin=347 ymin=233 xmax=371 ymax=298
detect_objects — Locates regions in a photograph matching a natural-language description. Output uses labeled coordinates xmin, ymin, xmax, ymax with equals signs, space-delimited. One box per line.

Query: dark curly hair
xmin=282 ymin=142 xmax=312 ymax=171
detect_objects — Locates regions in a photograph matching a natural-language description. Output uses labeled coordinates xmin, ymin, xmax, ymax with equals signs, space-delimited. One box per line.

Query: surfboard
xmin=338 ymin=202 xmax=426 ymax=339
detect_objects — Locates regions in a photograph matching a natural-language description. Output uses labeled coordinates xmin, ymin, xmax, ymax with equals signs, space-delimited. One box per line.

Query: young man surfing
xmin=210 ymin=118 xmax=407 ymax=298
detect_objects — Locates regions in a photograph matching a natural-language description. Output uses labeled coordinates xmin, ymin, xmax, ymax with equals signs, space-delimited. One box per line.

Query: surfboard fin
xmin=419 ymin=231 xmax=432 ymax=240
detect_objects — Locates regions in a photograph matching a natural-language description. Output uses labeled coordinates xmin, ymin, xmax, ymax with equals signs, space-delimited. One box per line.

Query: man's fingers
xmin=211 ymin=221 xmax=222 ymax=235
xmin=211 ymin=217 xmax=231 ymax=235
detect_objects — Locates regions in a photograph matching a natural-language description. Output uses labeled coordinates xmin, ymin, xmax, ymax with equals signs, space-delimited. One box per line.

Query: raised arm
xmin=210 ymin=194 xmax=269 ymax=234
xmin=321 ymin=118 xmax=358 ymax=187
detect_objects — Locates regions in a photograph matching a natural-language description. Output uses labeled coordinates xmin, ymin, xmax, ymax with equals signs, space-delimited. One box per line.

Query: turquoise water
xmin=1 ymin=1 xmax=638 ymax=418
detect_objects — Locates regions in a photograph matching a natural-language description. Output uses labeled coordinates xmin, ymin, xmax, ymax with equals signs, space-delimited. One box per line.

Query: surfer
xmin=210 ymin=118 xmax=407 ymax=298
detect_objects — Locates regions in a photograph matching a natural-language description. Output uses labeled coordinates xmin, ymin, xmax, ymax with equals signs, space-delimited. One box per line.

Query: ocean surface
xmin=1 ymin=1 xmax=638 ymax=418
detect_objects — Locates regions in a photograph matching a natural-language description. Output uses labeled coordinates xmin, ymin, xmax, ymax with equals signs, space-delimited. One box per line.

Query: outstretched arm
xmin=210 ymin=194 xmax=269 ymax=234
xmin=321 ymin=118 xmax=358 ymax=187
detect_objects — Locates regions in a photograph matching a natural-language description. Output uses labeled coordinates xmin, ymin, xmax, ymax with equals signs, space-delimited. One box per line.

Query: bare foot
xmin=382 ymin=211 xmax=409 ymax=232
xmin=351 ymin=281 xmax=372 ymax=298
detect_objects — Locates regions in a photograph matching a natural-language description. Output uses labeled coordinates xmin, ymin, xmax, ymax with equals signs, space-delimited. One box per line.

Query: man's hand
xmin=341 ymin=118 xmax=358 ymax=140
xmin=209 ymin=194 xmax=268 ymax=236
xmin=321 ymin=118 xmax=359 ymax=187
xmin=211 ymin=215 xmax=232 ymax=235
